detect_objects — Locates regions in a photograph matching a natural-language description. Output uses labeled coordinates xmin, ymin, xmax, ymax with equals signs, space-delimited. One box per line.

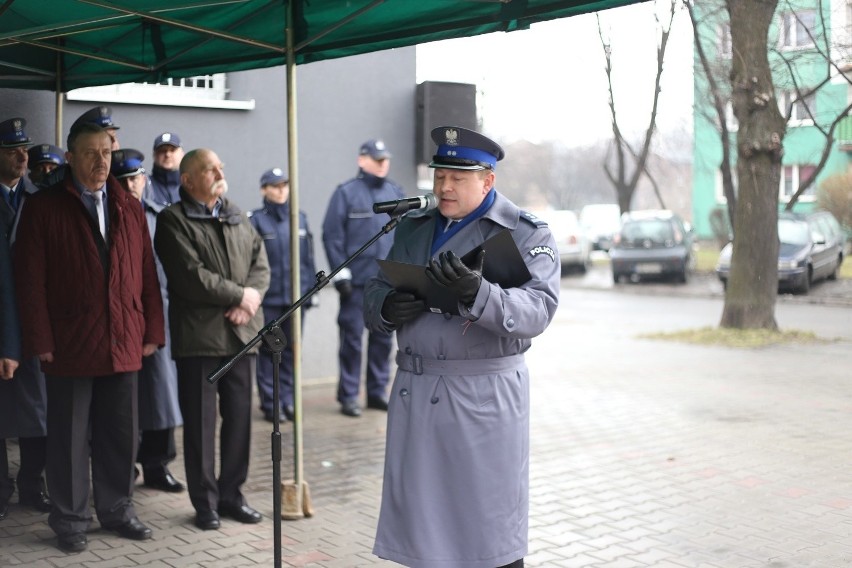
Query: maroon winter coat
xmin=12 ymin=172 xmax=165 ymax=377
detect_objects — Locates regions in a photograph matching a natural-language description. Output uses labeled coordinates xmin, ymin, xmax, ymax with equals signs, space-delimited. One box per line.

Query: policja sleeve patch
xmin=529 ymin=245 xmax=555 ymax=262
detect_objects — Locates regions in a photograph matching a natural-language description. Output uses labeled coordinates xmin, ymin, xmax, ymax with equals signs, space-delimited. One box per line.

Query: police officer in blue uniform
xmin=27 ymin=143 xmax=65 ymax=188
xmin=111 ymin=149 xmax=185 ymax=493
xmin=322 ymin=139 xmax=404 ymax=417
xmin=146 ymin=132 xmax=183 ymax=207
xmin=249 ymin=168 xmax=317 ymax=422
xmin=0 ymin=117 xmax=52 ymax=519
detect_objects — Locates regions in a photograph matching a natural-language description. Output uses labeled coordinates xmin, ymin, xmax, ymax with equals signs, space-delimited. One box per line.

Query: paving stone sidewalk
xmin=1 ymin=288 xmax=851 ymax=567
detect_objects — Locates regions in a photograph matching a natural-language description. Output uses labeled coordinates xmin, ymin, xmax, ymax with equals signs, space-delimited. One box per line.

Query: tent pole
xmin=281 ymin=0 xmax=312 ymax=524
xmin=55 ymin=51 xmax=62 ymax=147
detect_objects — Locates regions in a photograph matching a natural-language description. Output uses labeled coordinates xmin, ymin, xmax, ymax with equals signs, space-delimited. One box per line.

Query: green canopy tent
xmin=1 ymin=0 xmax=644 ymax=558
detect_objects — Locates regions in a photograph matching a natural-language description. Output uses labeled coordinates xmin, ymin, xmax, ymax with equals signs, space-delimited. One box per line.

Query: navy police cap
xmin=260 ymin=167 xmax=288 ymax=186
xmin=154 ymin=132 xmax=181 ymax=149
xmin=111 ymin=149 xmax=145 ymax=179
xmin=359 ymin=139 xmax=391 ymax=160
xmin=0 ymin=117 xmax=32 ymax=148
xmin=28 ymin=143 xmax=65 ymax=166
xmin=72 ymin=106 xmax=120 ymax=131
xmin=429 ymin=126 xmax=504 ymax=171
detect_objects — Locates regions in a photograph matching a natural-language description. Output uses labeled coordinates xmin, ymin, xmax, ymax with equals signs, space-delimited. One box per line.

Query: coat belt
xmin=395 ymin=351 xmax=524 ymax=376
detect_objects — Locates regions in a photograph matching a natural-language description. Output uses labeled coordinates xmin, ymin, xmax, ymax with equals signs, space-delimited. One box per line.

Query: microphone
xmin=373 ymin=193 xmax=437 ymax=215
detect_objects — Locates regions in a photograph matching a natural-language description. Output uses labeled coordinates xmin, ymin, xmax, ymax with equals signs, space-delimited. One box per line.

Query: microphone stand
xmin=207 ymin=213 xmax=404 ymax=568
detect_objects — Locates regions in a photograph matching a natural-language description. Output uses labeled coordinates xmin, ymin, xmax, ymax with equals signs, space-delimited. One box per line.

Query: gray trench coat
xmin=364 ymin=192 xmax=560 ymax=568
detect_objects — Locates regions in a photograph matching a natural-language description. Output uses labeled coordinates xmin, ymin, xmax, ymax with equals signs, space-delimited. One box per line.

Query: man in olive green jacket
xmin=154 ymin=148 xmax=270 ymax=532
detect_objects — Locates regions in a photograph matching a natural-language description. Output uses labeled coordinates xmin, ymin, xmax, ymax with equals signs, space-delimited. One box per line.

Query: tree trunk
xmin=720 ymin=0 xmax=786 ymax=329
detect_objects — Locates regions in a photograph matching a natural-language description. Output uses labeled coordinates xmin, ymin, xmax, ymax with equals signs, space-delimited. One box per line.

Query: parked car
xmin=610 ymin=210 xmax=695 ymax=283
xmin=579 ymin=203 xmax=622 ymax=252
xmin=715 ymin=210 xmax=845 ymax=294
xmin=537 ymin=209 xmax=591 ymax=274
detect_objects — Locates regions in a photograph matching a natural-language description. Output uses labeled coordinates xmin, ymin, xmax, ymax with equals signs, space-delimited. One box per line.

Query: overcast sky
xmin=415 ymin=2 xmax=694 ymax=148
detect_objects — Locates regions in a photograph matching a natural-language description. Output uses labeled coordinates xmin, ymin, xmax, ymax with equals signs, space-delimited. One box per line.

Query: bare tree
xmin=598 ymin=0 xmax=677 ymax=214
xmin=773 ymin=0 xmax=852 ymax=209
xmin=720 ymin=0 xmax=786 ymax=330
xmin=685 ymin=0 xmax=738 ymax=232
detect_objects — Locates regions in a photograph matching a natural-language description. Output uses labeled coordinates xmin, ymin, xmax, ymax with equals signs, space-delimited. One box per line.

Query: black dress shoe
xmin=0 ymin=501 xmax=8 ymax=521
xmin=218 ymin=502 xmax=262 ymax=524
xmin=104 ymin=517 xmax=152 ymax=541
xmin=194 ymin=510 xmax=220 ymax=530
xmin=18 ymin=490 xmax=53 ymax=512
xmin=366 ymin=396 xmax=389 ymax=411
xmin=340 ymin=400 xmax=361 ymax=417
xmin=57 ymin=531 xmax=87 ymax=552
xmin=144 ymin=469 xmax=185 ymax=493
xmin=282 ymin=404 xmax=295 ymax=421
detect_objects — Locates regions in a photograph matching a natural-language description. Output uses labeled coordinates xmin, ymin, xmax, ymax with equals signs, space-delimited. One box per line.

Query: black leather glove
xmin=381 ymin=291 xmax=426 ymax=327
xmin=334 ymin=279 xmax=353 ymax=300
xmin=425 ymin=250 xmax=485 ymax=306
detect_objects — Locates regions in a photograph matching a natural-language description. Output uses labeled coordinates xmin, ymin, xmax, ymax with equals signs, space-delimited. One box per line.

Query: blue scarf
xmin=431 ymin=188 xmax=496 ymax=255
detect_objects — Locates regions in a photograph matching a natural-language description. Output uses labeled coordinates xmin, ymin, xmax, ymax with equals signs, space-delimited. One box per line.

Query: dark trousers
xmin=137 ymin=427 xmax=177 ymax=474
xmin=336 ymin=286 xmax=392 ymax=403
xmin=176 ymin=355 xmax=254 ymax=514
xmin=0 ymin=441 xmax=13 ymax=504
xmin=497 ymin=561 xmax=523 ymax=568
xmin=45 ymin=373 xmax=138 ymax=536
xmin=0 ymin=438 xmax=45 ymax=501
xmin=256 ymin=304 xmax=301 ymax=412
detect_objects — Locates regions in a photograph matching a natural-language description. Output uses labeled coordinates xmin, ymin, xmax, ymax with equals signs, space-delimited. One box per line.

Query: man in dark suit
xmin=13 ymin=123 xmax=164 ymax=553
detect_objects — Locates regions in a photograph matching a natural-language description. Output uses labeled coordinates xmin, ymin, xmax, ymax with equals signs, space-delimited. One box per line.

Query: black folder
xmin=376 ymin=230 xmax=532 ymax=315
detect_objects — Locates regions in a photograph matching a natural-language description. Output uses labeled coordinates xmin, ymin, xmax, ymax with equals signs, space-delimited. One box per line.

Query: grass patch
xmin=841 ymin=255 xmax=852 ymax=279
xmin=693 ymin=247 xmax=720 ymax=273
xmin=639 ymin=326 xmax=829 ymax=348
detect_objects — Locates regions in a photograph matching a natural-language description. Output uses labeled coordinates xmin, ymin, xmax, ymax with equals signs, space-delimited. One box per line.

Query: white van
xmin=579 ymin=204 xmax=621 ymax=252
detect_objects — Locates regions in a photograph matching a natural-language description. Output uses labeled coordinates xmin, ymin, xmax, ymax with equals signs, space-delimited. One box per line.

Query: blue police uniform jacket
xmin=250 ymin=200 xmax=316 ymax=307
xmin=146 ymin=165 xmax=181 ymax=207
xmin=321 ymin=170 xmax=404 ymax=286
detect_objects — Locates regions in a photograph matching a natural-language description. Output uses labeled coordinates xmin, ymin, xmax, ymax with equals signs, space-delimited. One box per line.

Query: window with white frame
xmin=718 ymin=22 xmax=732 ymax=58
xmin=780 ymin=9 xmax=817 ymax=48
xmin=67 ymin=73 xmax=255 ymax=110
xmin=778 ymin=90 xmax=816 ymax=124
xmin=780 ymin=164 xmax=817 ymax=200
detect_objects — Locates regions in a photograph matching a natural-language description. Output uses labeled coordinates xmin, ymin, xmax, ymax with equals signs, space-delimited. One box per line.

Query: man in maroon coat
xmin=13 ymin=123 xmax=165 ymax=553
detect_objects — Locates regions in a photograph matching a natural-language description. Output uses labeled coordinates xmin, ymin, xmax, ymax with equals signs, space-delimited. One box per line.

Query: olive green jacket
xmin=154 ymin=189 xmax=270 ymax=357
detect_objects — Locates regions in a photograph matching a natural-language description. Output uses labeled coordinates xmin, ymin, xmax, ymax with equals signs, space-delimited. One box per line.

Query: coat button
xmin=430 ymin=396 xmax=439 ymax=404
xmin=506 ymin=318 xmax=515 ymax=328
xmin=443 ymin=312 xmax=452 ymax=320
xmin=400 ymin=389 xmax=409 ymax=397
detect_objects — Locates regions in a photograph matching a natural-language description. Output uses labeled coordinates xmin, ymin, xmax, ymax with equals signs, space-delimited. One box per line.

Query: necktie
xmin=93 ymin=191 xmax=105 ymax=238
xmin=85 ymin=191 xmax=106 ymax=238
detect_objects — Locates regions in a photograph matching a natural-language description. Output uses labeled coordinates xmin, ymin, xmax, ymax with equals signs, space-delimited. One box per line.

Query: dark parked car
xmin=715 ymin=210 xmax=845 ymax=294
xmin=610 ymin=210 xmax=695 ymax=284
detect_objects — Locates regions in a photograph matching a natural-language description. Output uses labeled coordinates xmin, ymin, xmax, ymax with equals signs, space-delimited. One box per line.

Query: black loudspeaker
xmin=415 ymin=81 xmax=477 ymax=165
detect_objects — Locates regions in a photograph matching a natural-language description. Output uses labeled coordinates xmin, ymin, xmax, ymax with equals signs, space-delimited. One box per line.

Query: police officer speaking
xmin=363 ymin=126 xmax=561 ymax=568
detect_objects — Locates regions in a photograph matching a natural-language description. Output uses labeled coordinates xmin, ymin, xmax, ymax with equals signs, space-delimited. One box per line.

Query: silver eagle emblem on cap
xmin=444 ymin=129 xmax=459 ymax=146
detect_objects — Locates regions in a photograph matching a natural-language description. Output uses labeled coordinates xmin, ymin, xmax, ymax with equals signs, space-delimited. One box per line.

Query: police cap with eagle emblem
xmin=28 ymin=143 xmax=65 ymax=166
xmin=429 ymin=126 xmax=504 ymax=171
xmin=71 ymin=105 xmax=120 ymax=131
xmin=0 ymin=117 xmax=31 ymax=148
xmin=111 ymin=148 xmax=145 ymax=179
